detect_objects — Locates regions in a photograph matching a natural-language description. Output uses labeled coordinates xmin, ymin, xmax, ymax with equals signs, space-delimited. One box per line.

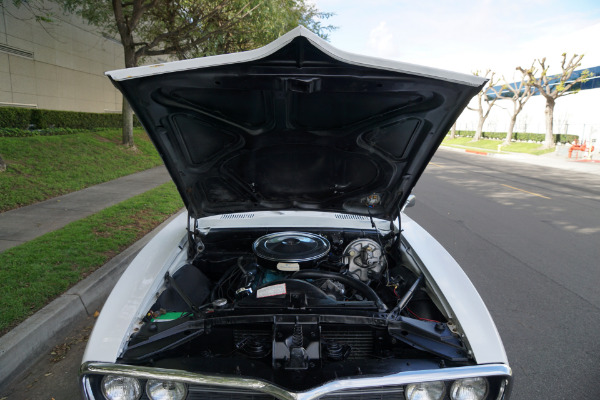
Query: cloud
xmin=316 ymin=0 xmax=600 ymax=75
xmin=367 ymin=21 xmax=401 ymax=59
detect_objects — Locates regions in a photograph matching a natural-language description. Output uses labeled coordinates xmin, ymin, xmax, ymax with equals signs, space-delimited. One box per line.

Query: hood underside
xmin=107 ymin=27 xmax=485 ymax=220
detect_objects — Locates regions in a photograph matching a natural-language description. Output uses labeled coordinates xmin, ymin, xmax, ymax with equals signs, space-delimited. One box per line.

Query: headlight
xmin=405 ymin=380 xmax=445 ymax=400
xmin=101 ymin=375 xmax=141 ymax=400
xmin=450 ymin=377 xmax=489 ymax=400
xmin=146 ymin=379 xmax=188 ymax=400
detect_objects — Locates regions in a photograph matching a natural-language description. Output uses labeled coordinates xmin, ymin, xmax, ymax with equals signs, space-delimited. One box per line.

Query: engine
xmin=208 ymin=231 xmax=387 ymax=303
xmin=121 ymin=228 xmax=464 ymax=390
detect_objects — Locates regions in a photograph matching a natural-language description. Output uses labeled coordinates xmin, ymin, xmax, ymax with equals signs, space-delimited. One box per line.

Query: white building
xmin=0 ymin=2 xmax=124 ymax=113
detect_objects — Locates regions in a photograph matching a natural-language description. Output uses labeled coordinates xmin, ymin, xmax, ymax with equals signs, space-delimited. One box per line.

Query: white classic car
xmin=80 ymin=27 xmax=511 ymax=400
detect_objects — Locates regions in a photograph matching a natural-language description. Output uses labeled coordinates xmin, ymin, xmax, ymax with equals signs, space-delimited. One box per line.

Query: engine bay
xmin=119 ymin=227 xmax=472 ymax=390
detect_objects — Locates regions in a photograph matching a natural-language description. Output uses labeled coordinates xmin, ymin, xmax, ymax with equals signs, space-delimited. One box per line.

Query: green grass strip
xmin=0 ymin=182 xmax=183 ymax=335
xmin=442 ymin=137 xmax=555 ymax=156
xmin=0 ymin=128 xmax=163 ymax=212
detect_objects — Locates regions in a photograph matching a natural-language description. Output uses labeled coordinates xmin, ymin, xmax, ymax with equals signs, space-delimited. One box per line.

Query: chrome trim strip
xmin=80 ymin=375 xmax=94 ymax=400
xmin=80 ymin=362 xmax=511 ymax=400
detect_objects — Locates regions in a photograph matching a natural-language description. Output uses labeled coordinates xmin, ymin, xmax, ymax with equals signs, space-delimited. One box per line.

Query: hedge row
xmin=0 ymin=107 xmax=140 ymax=130
xmin=453 ymin=130 xmax=578 ymax=144
xmin=0 ymin=127 xmax=85 ymax=137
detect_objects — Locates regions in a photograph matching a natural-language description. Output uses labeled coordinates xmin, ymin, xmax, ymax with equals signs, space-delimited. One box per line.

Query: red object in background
xmin=568 ymin=142 xmax=593 ymax=158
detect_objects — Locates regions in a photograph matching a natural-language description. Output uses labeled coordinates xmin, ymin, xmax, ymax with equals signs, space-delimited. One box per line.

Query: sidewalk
xmin=0 ymin=165 xmax=174 ymax=389
xmin=0 ymin=165 xmax=172 ymax=252
xmin=0 ymin=209 xmax=185 ymax=390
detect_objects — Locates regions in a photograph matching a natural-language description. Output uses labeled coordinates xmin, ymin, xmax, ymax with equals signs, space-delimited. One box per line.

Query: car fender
xmin=401 ymin=214 xmax=508 ymax=365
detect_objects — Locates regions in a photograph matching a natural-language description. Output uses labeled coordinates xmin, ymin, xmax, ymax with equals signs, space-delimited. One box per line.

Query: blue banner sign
xmin=485 ymin=66 xmax=600 ymax=100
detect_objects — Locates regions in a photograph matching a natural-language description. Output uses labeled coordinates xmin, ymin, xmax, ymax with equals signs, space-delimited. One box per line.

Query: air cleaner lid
xmin=253 ymin=232 xmax=330 ymax=263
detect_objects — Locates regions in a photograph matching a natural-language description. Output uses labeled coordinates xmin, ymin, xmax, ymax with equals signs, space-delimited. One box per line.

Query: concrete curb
xmin=464 ymin=149 xmax=490 ymax=156
xmin=0 ymin=209 xmax=185 ymax=389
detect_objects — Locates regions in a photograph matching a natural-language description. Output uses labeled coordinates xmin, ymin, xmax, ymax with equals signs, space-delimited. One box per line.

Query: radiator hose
xmin=291 ymin=270 xmax=388 ymax=311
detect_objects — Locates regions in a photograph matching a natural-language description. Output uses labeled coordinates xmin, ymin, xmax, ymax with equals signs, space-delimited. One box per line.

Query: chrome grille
xmin=143 ymin=385 xmax=404 ymax=400
xmin=188 ymin=386 xmax=277 ymax=399
xmin=180 ymin=386 xmax=404 ymax=400
xmin=320 ymin=386 xmax=404 ymax=399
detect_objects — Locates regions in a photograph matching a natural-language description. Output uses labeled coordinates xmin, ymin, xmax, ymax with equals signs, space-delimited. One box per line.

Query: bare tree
xmin=517 ymin=54 xmax=591 ymax=149
xmin=449 ymin=122 xmax=457 ymax=139
xmin=501 ymin=70 xmax=534 ymax=144
xmin=467 ymin=70 xmax=501 ymax=141
xmin=555 ymin=112 xmax=570 ymax=138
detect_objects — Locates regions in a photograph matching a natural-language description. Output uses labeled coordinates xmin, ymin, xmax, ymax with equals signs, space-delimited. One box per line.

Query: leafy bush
xmin=29 ymin=109 xmax=122 ymax=129
xmin=554 ymin=134 xmax=579 ymax=144
xmin=0 ymin=108 xmax=33 ymax=129
xmin=453 ymin=131 xmax=506 ymax=139
xmin=452 ymin=130 xmax=577 ymax=144
xmin=0 ymin=107 xmax=141 ymax=130
xmin=482 ymin=132 xmax=506 ymax=140
xmin=0 ymin=127 xmax=82 ymax=137
xmin=513 ymin=132 xmax=544 ymax=142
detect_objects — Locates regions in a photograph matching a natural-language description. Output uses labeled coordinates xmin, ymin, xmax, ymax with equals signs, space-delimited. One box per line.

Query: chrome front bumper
xmin=80 ymin=361 xmax=512 ymax=400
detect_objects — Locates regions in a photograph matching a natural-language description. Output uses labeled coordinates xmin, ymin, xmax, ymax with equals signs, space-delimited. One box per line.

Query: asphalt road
xmin=3 ymin=148 xmax=600 ymax=399
xmin=406 ymin=148 xmax=600 ymax=399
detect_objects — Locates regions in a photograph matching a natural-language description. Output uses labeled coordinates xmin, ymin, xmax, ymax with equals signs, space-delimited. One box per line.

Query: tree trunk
xmin=0 ymin=154 xmax=6 ymax=172
xmin=543 ymin=99 xmax=555 ymax=149
xmin=473 ymin=118 xmax=484 ymax=141
xmin=450 ymin=123 xmax=457 ymax=139
xmin=121 ymin=45 xmax=137 ymax=148
xmin=122 ymin=98 xmax=135 ymax=148
xmin=505 ymin=115 xmax=517 ymax=145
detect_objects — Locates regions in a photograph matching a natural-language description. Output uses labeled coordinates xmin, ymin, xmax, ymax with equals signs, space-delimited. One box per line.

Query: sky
xmin=311 ymin=0 xmax=600 ymax=137
xmin=312 ymin=0 xmax=600 ymax=77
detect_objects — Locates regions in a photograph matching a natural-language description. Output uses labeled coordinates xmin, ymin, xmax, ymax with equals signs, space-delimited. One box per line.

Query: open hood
xmin=107 ymin=27 xmax=485 ymax=220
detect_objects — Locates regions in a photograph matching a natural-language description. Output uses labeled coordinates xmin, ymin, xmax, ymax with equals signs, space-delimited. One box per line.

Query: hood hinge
xmin=187 ymin=213 xmax=205 ymax=259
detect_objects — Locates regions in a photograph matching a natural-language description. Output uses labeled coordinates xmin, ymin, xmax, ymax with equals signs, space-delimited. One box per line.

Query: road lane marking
xmin=501 ymin=184 xmax=551 ymax=199
xmin=429 ymin=162 xmax=446 ymax=168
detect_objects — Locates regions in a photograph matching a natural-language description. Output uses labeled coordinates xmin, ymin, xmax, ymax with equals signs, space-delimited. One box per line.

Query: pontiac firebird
xmin=80 ymin=27 xmax=511 ymax=400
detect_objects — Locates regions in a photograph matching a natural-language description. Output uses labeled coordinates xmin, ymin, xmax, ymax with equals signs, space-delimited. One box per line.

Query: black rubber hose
xmin=291 ymin=270 xmax=388 ymax=311
xmin=210 ymin=262 xmax=239 ymax=302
